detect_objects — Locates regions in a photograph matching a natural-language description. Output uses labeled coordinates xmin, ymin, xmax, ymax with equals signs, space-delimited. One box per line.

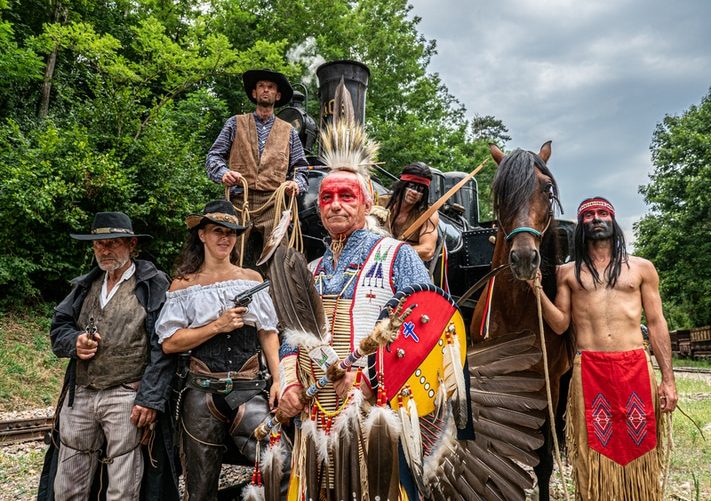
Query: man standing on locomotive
xmin=205 ymin=69 xmax=308 ymax=266
xmin=532 ymin=196 xmax=677 ymax=501
xmin=276 ymin=121 xmax=432 ymax=500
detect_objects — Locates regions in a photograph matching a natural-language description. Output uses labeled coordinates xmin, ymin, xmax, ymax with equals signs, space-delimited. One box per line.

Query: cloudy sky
xmin=408 ymin=0 xmax=711 ymax=246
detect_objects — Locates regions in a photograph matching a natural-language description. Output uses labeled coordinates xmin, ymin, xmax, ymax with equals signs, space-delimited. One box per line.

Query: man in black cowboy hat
xmin=205 ymin=68 xmax=308 ymax=267
xmin=39 ymin=212 xmax=178 ymax=501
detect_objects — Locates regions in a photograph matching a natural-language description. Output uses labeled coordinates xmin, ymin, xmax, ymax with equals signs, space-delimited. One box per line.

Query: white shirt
xmin=100 ymin=262 xmax=136 ymax=309
xmin=154 ymin=279 xmax=278 ymax=344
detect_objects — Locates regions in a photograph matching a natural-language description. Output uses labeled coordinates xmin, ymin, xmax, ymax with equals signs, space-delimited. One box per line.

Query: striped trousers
xmin=54 ymin=385 xmax=143 ymax=501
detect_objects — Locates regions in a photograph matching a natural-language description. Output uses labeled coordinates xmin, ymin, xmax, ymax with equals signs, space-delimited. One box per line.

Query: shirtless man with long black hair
xmin=534 ymin=196 xmax=677 ymax=501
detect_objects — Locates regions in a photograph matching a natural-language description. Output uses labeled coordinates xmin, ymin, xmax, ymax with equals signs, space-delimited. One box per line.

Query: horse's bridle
xmin=499 ymin=182 xmax=561 ymax=242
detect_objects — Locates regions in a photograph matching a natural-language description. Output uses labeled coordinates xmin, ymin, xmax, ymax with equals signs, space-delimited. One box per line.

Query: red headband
xmin=400 ymin=173 xmax=431 ymax=187
xmin=577 ymin=197 xmax=615 ymax=218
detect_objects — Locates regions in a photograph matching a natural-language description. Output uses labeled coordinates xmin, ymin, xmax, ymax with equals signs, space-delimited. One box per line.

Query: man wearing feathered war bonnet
xmin=533 ymin=196 xmax=677 ymax=501
xmin=276 ymin=118 xmax=432 ymax=500
xmin=205 ymin=69 xmax=309 ymax=266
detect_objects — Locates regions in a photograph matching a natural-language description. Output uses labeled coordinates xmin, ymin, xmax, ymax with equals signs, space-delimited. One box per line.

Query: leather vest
xmin=76 ymin=275 xmax=149 ymax=389
xmin=228 ymin=114 xmax=291 ymax=191
xmin=191 ymin=325 xmax=260 ymax=373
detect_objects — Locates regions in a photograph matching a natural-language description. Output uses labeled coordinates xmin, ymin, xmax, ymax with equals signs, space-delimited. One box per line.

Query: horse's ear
xmin=539 ymin=141 xmax=552 ymax=163
xmin=489 ymin=143 xmax=505 ymax=165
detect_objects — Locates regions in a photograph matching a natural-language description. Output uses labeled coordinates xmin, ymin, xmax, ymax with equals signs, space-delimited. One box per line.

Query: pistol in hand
xmin=85 ymin=316 xmax=98 ymax=342
xmin=232 ymin=279 xmax=271 ymax=308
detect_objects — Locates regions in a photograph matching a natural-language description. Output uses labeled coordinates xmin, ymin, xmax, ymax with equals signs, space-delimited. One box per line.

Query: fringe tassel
xmin=241 ymin=483 xmax=265 ymax=501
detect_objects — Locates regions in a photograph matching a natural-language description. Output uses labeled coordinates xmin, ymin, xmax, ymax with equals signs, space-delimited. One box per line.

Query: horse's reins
xmin=456 ymin=263 xmax=509 ymax=305
xmin=533 ymin=276 xmax=571 ymax=501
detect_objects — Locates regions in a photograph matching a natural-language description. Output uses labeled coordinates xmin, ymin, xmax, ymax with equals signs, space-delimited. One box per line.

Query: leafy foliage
xmin=1 ymin=0 xmax=501 ymax=306
xmin=635 ymin=89 xmax=711 ymax=328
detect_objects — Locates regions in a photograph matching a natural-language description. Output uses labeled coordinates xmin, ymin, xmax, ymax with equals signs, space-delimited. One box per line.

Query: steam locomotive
xmin=278 ymin=60 xmax=576 ymax=308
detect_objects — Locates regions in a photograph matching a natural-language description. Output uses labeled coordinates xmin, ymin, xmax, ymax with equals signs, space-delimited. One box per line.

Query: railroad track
xmin=0 ymin=416 xmax=53 ymax=445
xmin=656 ymin=365 xmax=711 ymax=375
xmin=2 ymin=363 xmax=709 ymax=446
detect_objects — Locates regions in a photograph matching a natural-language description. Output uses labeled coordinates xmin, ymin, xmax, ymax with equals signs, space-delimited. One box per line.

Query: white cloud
xmin=408 ymin=0 xmax=711 ymax=244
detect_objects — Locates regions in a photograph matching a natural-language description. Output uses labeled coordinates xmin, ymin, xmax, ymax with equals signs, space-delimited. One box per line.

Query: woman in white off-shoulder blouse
xmin=155 ymin=200 xmax=287 ymax=499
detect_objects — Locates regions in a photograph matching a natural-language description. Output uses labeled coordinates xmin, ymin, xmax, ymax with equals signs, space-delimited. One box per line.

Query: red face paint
xmin=318 ymin=173 xmax=365 ymax=209
xmin=318 ymin=172 xmax=370 ymax=238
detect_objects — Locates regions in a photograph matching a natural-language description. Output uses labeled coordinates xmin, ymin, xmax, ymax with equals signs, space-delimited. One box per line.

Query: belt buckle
xmin=221 ymin=377 xmax=233 ymax=394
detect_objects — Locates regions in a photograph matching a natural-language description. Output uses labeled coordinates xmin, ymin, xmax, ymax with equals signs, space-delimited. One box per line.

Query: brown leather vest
xmin=228 ymin=113 xmax=291 ymax=191
xmin=76 ymin=275 xmax=149 ymax=389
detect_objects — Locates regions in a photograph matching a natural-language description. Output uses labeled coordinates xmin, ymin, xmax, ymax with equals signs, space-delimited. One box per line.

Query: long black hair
xmin=386 ymin=162 xmax=435 ymax=235
xmin=574 ymin=212 xmax=628 ymax=289
xmin=174 ymin=222 xmax=239 ymax=280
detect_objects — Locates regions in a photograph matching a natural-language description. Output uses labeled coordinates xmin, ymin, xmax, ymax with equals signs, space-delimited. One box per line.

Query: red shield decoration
xmin=372 ymin=284 xmax=466 ymax=416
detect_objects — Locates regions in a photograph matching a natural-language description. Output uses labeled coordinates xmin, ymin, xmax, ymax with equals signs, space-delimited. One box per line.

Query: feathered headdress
xmin=318 ymin=80 xmax=390 ymax=229
xmin=319 ymin=120 xmax=379 ymax=180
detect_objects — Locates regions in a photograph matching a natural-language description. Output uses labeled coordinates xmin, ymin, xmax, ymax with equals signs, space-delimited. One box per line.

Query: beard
xmin=97 ymin=254 xmax=130 ymax=273
xmin=256 ymin=95 xmax=276 ymax=107
xmin=583 ymin=219 xmax=613 ymax=240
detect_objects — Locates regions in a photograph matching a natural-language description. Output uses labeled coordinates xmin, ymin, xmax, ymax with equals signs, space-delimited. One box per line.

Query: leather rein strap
xmin=456 ymin=263 xmax=510 ymax=305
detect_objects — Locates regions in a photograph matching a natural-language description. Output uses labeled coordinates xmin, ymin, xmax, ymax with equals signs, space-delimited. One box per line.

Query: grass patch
xmin=673 ymin=356 xmax=711 ymax=370
xmin=0 ymin=307 xmax=67 ymax=412
xmin=661 ymin=371 xmax=711 ymax=500
xmin=0 ymin=446 xmax=47 ymax=497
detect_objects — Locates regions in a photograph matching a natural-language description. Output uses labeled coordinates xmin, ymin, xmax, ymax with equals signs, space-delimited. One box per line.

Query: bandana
xmin=399 ymin=173 xmax=431 ymax=188
xmin=577 ymin=197 xmax=615 ymax=219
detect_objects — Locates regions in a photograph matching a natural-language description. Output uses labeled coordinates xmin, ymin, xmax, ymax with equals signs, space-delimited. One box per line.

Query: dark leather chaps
xmin=180 ymin=387 xmax=291 ymax=500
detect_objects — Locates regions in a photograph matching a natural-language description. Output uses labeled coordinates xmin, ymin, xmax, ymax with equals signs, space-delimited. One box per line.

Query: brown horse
xmin=467 ymin=142 xmax=572 ymax=500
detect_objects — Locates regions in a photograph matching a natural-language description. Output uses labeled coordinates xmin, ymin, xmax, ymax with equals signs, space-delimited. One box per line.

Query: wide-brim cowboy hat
xmin=185 ymin=200 xmax=248 ymax=234
xmin=70 ymin=212 xmax=152 ymax=240
xmin=242 ymin=69 xmax=294 ymax=107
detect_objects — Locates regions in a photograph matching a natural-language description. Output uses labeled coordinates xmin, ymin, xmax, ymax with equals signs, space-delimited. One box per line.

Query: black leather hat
xmin=242 ymin=69 xmax=293 ymax=107
xmin=185 ymin=200 xmax=248 ymax=234
xmin=70 ymin=212 xmax=151 ymax=240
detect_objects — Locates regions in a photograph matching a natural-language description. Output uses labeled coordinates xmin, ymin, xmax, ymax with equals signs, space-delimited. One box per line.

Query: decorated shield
xmin=372 ymin=283 xmax=467 ymax=416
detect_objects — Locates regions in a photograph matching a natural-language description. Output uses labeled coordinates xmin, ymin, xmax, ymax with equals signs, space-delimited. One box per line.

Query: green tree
xmin=0 ymin=0 xmax=507 ymax=306
xmin=635 ymin=89 xmax=711 ymax=328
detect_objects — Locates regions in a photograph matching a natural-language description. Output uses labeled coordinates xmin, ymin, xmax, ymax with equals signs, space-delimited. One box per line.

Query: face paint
xmin=318 ymin=172 xmax=370 ymax=238
xmin=582 ymin=209 xmax=614 ymax=240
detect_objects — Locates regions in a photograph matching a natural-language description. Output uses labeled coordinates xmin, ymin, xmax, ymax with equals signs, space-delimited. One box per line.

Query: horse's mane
xmin=492 ymin=148 xmax=561 ymax=300
xmin=492 ymin=149 xmax=560 ymax=221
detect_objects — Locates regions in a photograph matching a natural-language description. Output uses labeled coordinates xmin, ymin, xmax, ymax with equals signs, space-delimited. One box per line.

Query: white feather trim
xmin=329 ymin=387 xmax=364 ymax=446
xmin=283 ymin=329 xmax=330 ymax=350
xmin=260 ymin=439 xmax=287 ymax=479
xmin=364 ymin=405 xmax=402 ymax=440
xmin=241 ymin=483 xmax=265 ymax=501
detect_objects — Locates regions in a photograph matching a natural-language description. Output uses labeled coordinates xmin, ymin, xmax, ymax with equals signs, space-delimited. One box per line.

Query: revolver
xmin=85 ymin=316 xmax=98 ymax=341
xmin=232 ymin=279 xmax=271 ymax=308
